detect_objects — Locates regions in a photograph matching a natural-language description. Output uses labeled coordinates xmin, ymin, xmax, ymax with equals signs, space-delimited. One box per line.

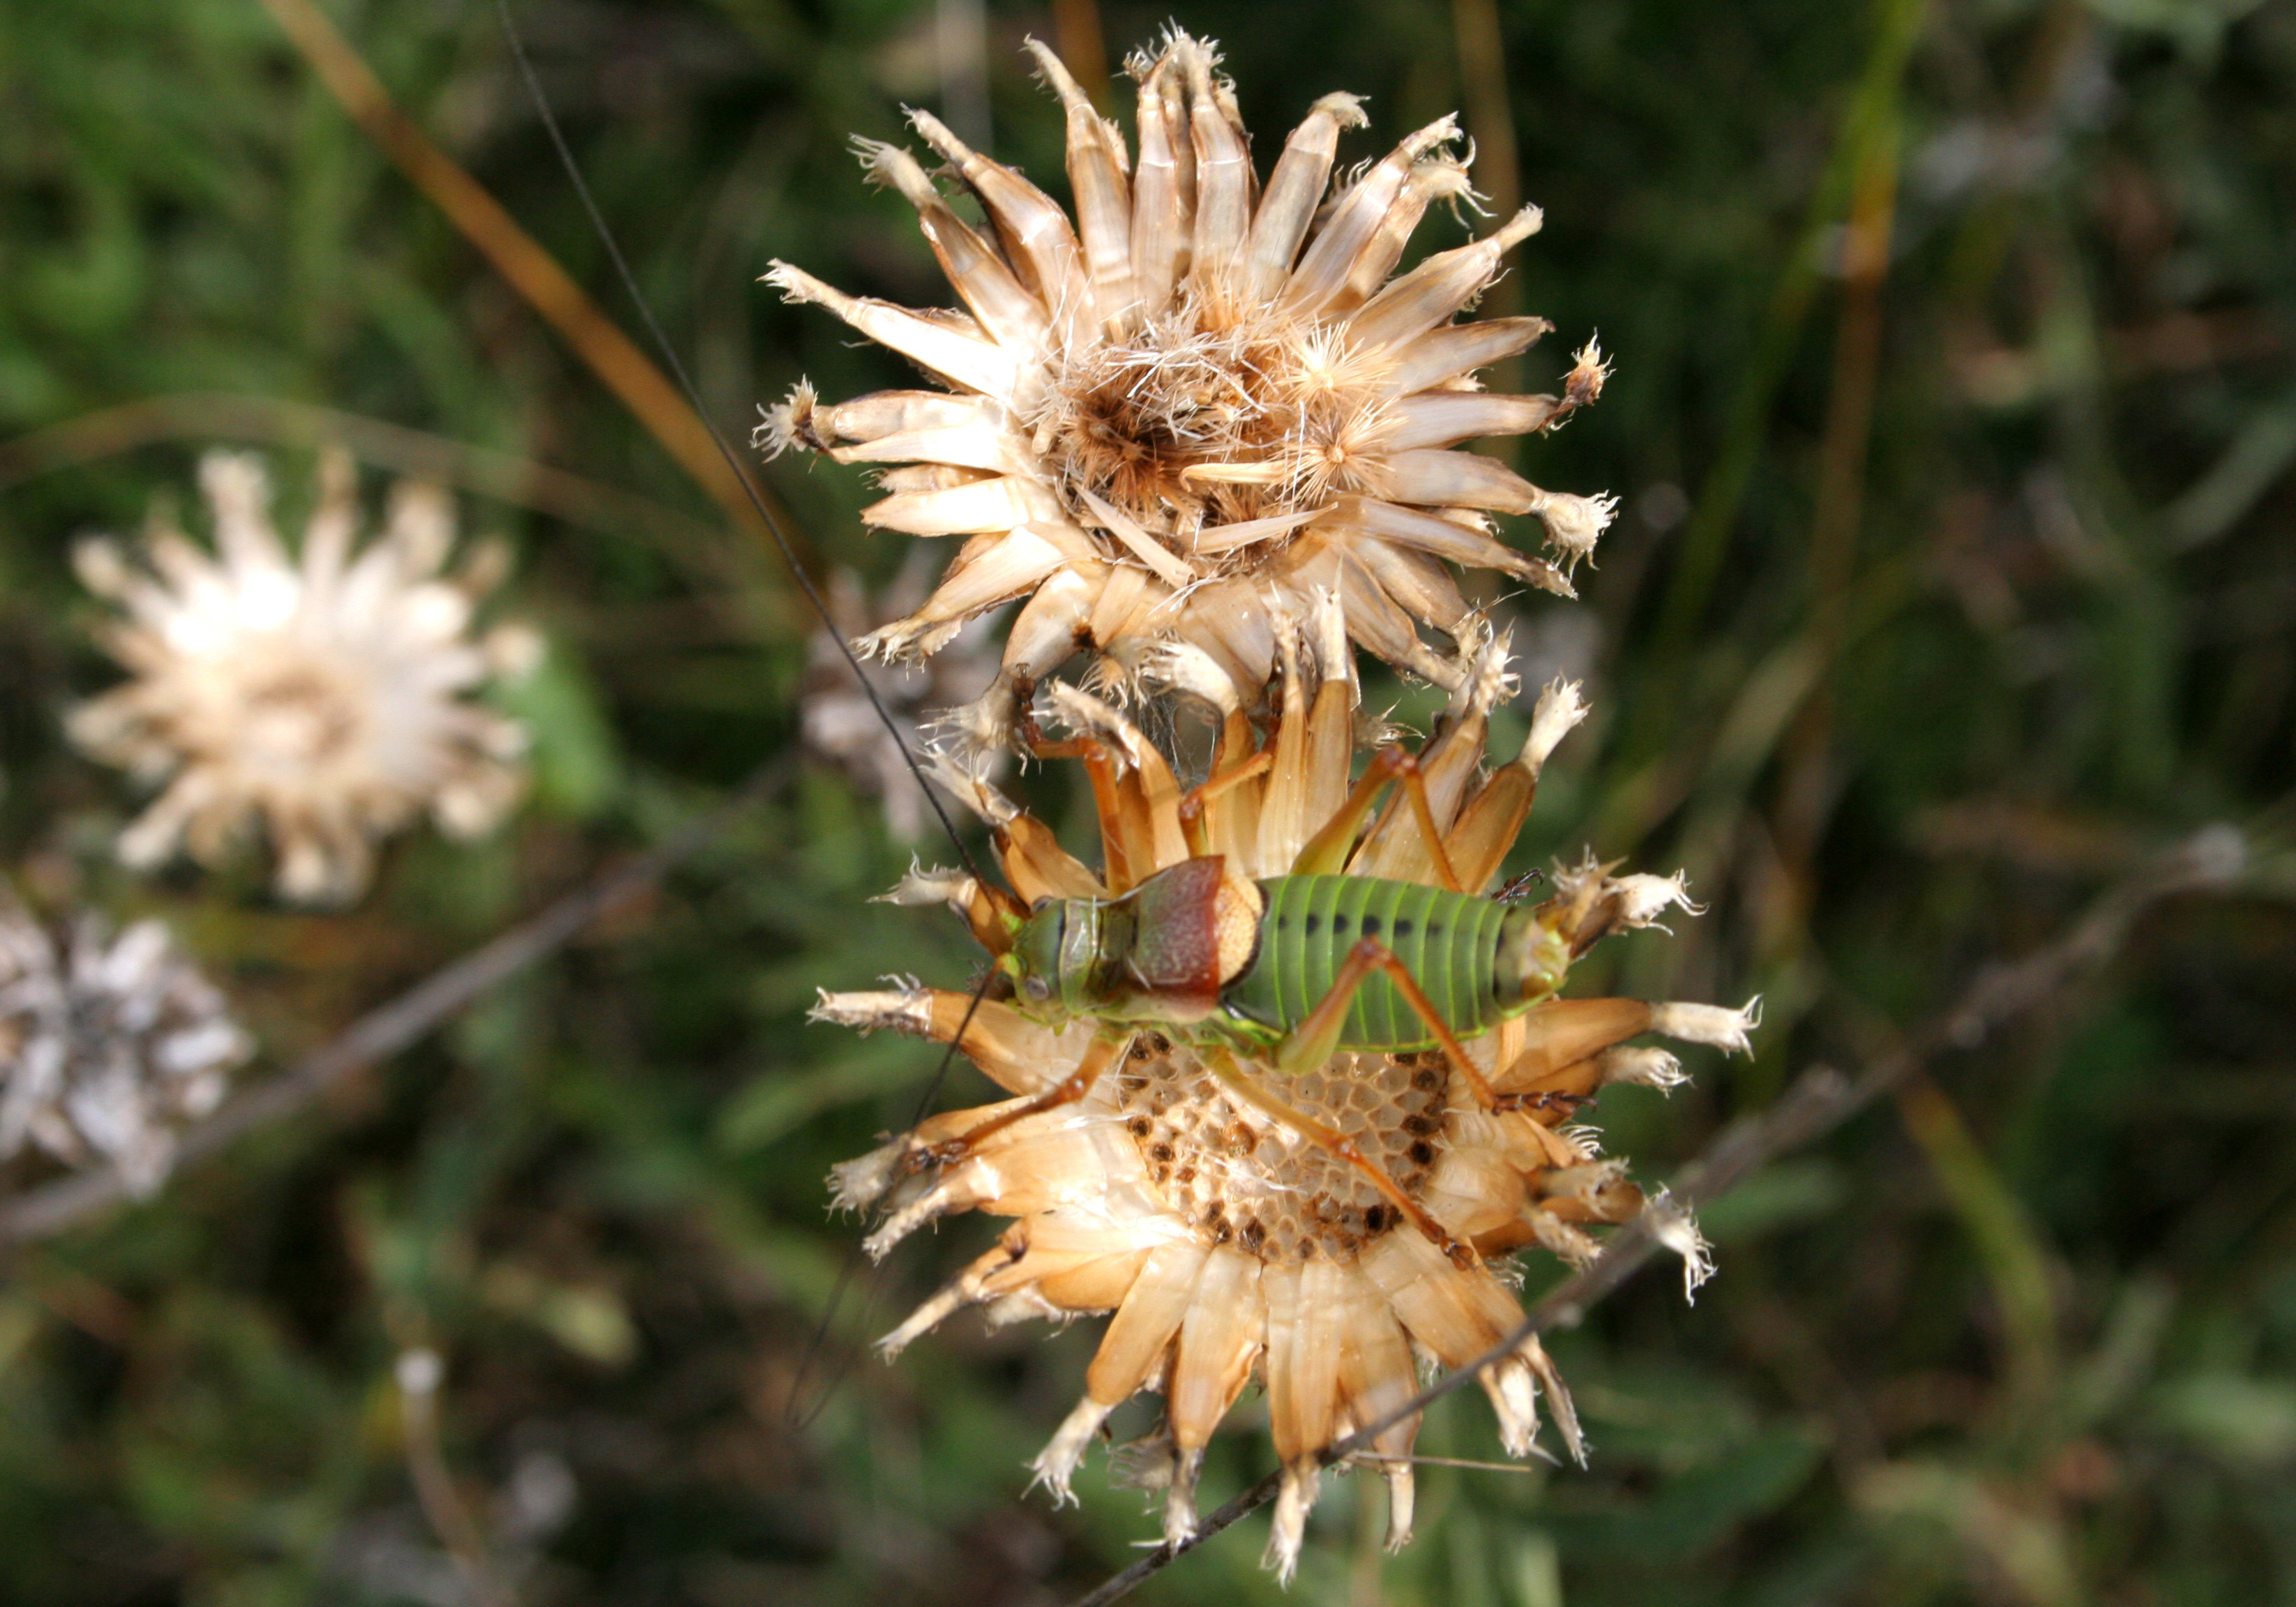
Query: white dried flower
xmin=1647 ymin=998 xmax=1764 ymax=1056
xmin=1541 ymin=850 xmax=1721 ymax=952
xmin=1599 ymin=1045 xmax=1689 ymax=1092
xmin=0 ymin=899 xmax=252 ymax=1195
xmin=68 ymin=451 xmax=535 ymax=904
xmin=764 ymin=31 xmax=1613 ymax=754
xmin=1521 ymin=677 xmax=1592 ymax=776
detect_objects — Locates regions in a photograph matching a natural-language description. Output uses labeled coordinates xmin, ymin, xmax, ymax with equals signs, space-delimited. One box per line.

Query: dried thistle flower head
xmin=0 ymin=896 xmax=251 ymax=1196
xmin=817 ymin=597 xmax=1749 ymax=1576
xmin=802 ymin=554 xmax=1006 ymax=840
xmin=69 ymin=451 xmax=538 ymax=905
xmin=762 ymin=31 xmax=1613 ymax=755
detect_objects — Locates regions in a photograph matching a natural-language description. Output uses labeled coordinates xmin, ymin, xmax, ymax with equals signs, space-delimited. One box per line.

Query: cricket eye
xmin=1023 ymin=976 xmax=1052 ymax=1002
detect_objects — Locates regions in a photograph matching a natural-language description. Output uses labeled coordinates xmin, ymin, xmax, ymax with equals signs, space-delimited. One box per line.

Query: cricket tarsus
xmin=1495 ymin=868 xmax=1546 ymax=903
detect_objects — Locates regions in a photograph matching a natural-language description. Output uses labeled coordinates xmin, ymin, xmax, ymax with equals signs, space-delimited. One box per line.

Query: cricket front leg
xmin=1199 ymin=1045 xmax=1479 ymax=1269
xmin=1016 ymin=709 xmax=1148 ymax=893
xmin=1177 ymin=748 xmax=1274 ymax=859
xmin=901 ymin=1033 xmax=1126 ymax=1175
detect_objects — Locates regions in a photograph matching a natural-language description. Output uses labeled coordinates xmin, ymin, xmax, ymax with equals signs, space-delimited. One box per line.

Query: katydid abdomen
xmin=1223 ymin=875 xmax=1516 ymax=1050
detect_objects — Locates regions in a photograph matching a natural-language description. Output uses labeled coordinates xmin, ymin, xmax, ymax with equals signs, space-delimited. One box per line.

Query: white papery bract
xmin=0 ymin=901 xmax=251 ymax=1196
xmin=70 ymin=451 xmax=536 ymax=904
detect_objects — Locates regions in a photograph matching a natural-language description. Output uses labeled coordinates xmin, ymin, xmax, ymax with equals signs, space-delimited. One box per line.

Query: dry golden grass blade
xmin=257 ymin=0 xmax=801 ymax=581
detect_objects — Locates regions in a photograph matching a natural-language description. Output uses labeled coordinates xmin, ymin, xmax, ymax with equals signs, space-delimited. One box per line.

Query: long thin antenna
xmin=490 ymin=0 xmax=983 ymax=886
xmin=486 ymin=0 xmax=999 ymax=1425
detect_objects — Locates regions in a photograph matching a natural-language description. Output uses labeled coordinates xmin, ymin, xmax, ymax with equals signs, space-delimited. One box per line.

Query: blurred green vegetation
xmin=1 ymin=0 xmax=2293 ymax=1603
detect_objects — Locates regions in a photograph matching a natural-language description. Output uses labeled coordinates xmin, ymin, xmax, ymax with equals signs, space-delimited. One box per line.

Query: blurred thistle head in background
xmin=68 ymin=451 xmax=540 ymax=905
xmin=818 ymin=596 xmax=1747 ymax=1577
xmin=762 ymin=28 xmax=1612 ymax=757
xmin=0 ymin=897 xmax=250 ymax=1198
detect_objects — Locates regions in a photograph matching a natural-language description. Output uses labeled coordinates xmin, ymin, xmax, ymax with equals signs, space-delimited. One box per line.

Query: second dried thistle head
xmin=0 ymin=896 xmax=250 ymax=1197
xmin=70 ymin=451 xmax=537 ymax=905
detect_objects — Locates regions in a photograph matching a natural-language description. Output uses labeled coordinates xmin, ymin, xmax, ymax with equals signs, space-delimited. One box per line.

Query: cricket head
xmin=1002 ymin=896 xmax=1114 ymax=1022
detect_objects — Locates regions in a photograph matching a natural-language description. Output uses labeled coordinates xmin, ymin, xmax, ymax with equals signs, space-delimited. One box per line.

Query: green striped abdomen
xmin=1221 ymin=875 xmax=1509 ymax=1050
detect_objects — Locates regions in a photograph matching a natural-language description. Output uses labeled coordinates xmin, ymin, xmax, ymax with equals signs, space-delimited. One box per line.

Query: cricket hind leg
xmin=1290 ymin=744 xmax=1465 ymax=892
xmin=1276 ymin=935 xmax=1530 ymax=1117
xmin=1198 ymin=1044 xmax=1478 ymax=1269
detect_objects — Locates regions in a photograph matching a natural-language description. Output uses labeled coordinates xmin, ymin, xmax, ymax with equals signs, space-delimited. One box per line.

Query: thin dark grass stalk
xmin=1773 ymin=75 xmax=1904 ymax=895
xmin=1652 ymin=0 xmax=1927 ymax=651
xmin=484 ymin=0 xmax=999 ymax=1399
xmin=783 ymin=973 xmax=996 ymax=1431
xmin=1355 ymin=1453 xmax=1551 ymax=1475
xmin=485 ymin=0 xmax=987 ymax=888
xmin=0 ymin=393 xmax=725 ymax=557
xmin=1451 ymin=0 xmax=1526 ymax=416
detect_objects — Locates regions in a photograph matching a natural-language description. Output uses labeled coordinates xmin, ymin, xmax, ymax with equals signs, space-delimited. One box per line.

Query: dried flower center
xmin=1034 ymin=304 xmax=1380 ymax=555
xmin=234 ymin=665 xmax=363 ymax=769
xmin=63 ymin=989 xmax=131 ymax=1068
xmin=1115 ymin=1034 xmax=1449 ymax=1263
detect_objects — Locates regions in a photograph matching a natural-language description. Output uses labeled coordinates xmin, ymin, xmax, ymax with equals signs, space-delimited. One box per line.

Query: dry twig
xmin=0 ymin=760 xmax=794 ymax=1251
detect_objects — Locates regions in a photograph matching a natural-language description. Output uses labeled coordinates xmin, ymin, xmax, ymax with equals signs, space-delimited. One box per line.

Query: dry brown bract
xmin=0 ymin=897 xmax=251 ymax=1196
xmin=70 ymin=451 xmax=537 ymax=905
xmin=816 ymin=598 xmax=1749 ymax=1577
xmin=762 ymin=31 xmax=1611 ymax=757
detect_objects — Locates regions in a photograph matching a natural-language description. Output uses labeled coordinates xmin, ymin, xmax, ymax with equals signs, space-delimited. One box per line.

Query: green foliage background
xmin=1 ymin=0 xmax=2293 ymax=1602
